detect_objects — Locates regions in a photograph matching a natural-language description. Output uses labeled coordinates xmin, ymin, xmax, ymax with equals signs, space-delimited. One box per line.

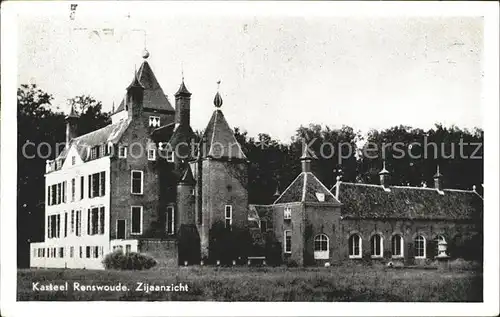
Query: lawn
xmin=17 ymin=263 xmax=483 ymax=302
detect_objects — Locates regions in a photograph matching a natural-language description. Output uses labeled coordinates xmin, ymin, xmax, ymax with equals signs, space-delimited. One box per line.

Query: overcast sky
xmin=17 ymin=3 xmax=483 ymax=142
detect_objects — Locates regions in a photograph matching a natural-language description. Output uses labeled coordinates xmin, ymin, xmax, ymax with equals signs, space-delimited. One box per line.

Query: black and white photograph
xmin=1 ymin=1 xmax=499 ymax=316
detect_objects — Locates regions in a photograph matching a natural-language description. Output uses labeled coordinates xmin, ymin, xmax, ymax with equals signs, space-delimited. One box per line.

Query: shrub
xmin=264 ymin=232 xmax=282 ymax=266
xmin=102 ymin=250 xmax=157 ymax=270
xmin=286 ymin=259 xmax=299 ymax=267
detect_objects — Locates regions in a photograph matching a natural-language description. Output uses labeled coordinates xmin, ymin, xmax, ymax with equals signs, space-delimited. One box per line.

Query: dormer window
xmin=71 ymin=156 xmax=76 ymax=166
xmin=284 ymin=207 xmax=291 ymax=220
xmin=148 ymin=148 xmax=156 ymax=161
xmin=149 ymin=116 xmax=160 ymax=128
xmin=166 ymin=150 xmax=174 ymax=163
xmin=315 ymin=192 xmax=325 ymax=202
xmin=90 ymin=147 xmax=98 ymax=160
xmin=99 ymin=144 xmax=106 ymax=157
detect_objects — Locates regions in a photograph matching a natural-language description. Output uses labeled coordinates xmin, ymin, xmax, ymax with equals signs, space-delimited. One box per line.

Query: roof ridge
xmin=301 ymin=172 xmax=308 ymax=202
xmin=306 ymin=173 xmax=341 ymax=205
xmin=273 ymin=172 xmax=304 ymax=204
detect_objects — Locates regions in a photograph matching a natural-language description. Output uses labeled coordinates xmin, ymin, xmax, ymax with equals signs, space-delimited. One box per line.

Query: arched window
xmin=371 ymin=234 xmax=383 ymax=258
xmin=414 ymin=235 xmax=426 ymax=258
xmin=314 ymin=234 xmax=329 ymax=259
xmin=391 ymin=234 xmax=404 ymax=257
xmin=348 ymin=234 xmax=362 ymax=258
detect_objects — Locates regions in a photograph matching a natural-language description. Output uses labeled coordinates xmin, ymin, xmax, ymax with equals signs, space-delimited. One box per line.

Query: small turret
xmin=65 ymin=104 xmax=79 ymax=148
xmin=300 ymin=143 xmax=315 ymax=173
xmin=177 ymin=166 xmax=196 ymax=226
xmin=126 ymin=69 xmax=145 ymax=119
xmin=379 ymin=160 xmax=390 ymax=189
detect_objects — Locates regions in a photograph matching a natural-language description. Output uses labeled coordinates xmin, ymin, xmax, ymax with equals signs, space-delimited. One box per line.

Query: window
xmin=116 ymin=220 xmax=126 ymax=239
xmin=131 ymin=206 xmax=143 ymax=235
xmin=349 ymin=234 xmax=362 ymax=258
xmin=260 ymin=220 xmax=267 ymax=233
xmin=166 ymin=206 xmax=175 ymax=235
xmin=72 ymin=156 xmax=76 ymax=165
xmin=80 ymin=176 xmax=84 ymax=200
xmin=71 ymin=210 xmax=75 ymax=233
xmin=166 ymin=150 xmax=174 ymax=163
xmin=99 ymin=144 xmax=106 ymax=158
xmin=99 ymin=207 xmax=105 ymax=234
xmin=94 ymin=246 xmax=99 ymax=258
xmin=59 ymin=247 xmax=64 ymax=258
xmin=88 ymin=172 xmax=105 ymax=198
xmin=79 ymin=246 xmax=83 ymax=258
xmin=225 ymin=205 xmax=232 ymax=229
xmin=392 ymin=234 xmax=404 ymax=257
xmin=71 ymin=178 xmax=76 ymax=201
xmin=371 ymin=234 xmax=383 ymax=258
xmin=126 ymin=244 xmax=131 ymax=254
xmin=76 ymin=210 xmax=82 ymax=236
xmin=62 ymin=181 xmax=66 ymax=203
xmin=284 ymin=230 xmax=292 ymax=254
xmin=100 ymin=172 xmax=105 ymax=196
xmin=148 ymin=148 xmax=156 ymax=161
xmin=315 ymin=192 xmax=325 ymax=202
xmin=47 ymin=186 xmax=51 ymax=206
xmin=414 ymin=235 xmax=426 ymax=258
xmin=314 ymin=234 xmax=329 ymax=259
xmin=131 ymin=170 xmax=144 ymax=194
xmin=86 ymin=246 xmax=91 ymax=258
xmin=70 ymin=246 xmax=74 ymax=258
xmin=284 ymin=207 xmax=291 ymax=220
xmin=64 ymin=212 xmax=68 ymax=237
xmin=149 ymin=116 xmax=160 ymax=127
xmin=57 ymin=183 xmax=62 ymax=204
xmin=119 ymin=146 xmax=127 ymax=158
xmin=48 ymin=214 xmax=60 ymax=238
xmin=89 ymin=207 xmax=99 ymax=235
xmin=51 ymin=184 xmax=57 ymax=205
xmin=91 ymin=146 xmax=98 ymax=160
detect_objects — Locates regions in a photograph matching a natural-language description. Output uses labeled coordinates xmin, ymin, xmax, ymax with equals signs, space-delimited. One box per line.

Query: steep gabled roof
xmin=274 ymin=172 xmax=340 ymax=205
xmin=200 ymin=109 xmax=246 ymax=160
xmin=57 ymin=119 xmax=131 ymax=162
xmin=115 ymin=60 xmax=175 ymax=113
xmin=335 ymin=182 xmax=483 ymax=220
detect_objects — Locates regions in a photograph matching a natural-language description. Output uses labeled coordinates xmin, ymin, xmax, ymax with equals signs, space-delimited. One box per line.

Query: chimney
xmin=434 ymin=165 xmax=443 ymax=191
xmin=126 ymin=69 xmax=145 ymax=119
xmin=174 ymin=79 xmax=192 ymax=128
xmin=300 ymin=143 xmax=315 ymax=173
xmin=273 ymin=184 xmax=281 ymax=199
xmin=379 ymin=160 xmax=390 ymax=188
xmin=335 ymin=175 xmax=341 ymax=199
xmin=65 ymin=104 xmax=79 ymax=148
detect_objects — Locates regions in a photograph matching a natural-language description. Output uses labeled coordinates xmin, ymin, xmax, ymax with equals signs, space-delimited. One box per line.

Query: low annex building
xmin=251 ymin=150 xmax=483 ymax=266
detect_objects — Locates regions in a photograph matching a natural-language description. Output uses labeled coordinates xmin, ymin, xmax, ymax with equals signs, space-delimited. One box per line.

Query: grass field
xmin=18 ymin=263 xmax=482 ymax=302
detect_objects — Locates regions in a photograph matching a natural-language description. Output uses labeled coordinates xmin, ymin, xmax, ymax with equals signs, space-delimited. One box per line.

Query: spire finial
xmin=214 ymin=80 xmax=223 ymax=108
xmin=379 ymin=159 xmax=389 ymax=175
xmin=181 ymin=62 xmax=184 ymax=82
xmin=434 ymin=164 xmax=443 ymax=178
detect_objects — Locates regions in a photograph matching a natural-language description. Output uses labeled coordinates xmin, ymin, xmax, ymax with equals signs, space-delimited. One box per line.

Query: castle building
xmin=30 ymin=51 xmax=248 ymax=269
xmin=250 ymin=147 xmax=483 ymax=266
xmin=30 ymin=51 xmax=483 ymax=269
